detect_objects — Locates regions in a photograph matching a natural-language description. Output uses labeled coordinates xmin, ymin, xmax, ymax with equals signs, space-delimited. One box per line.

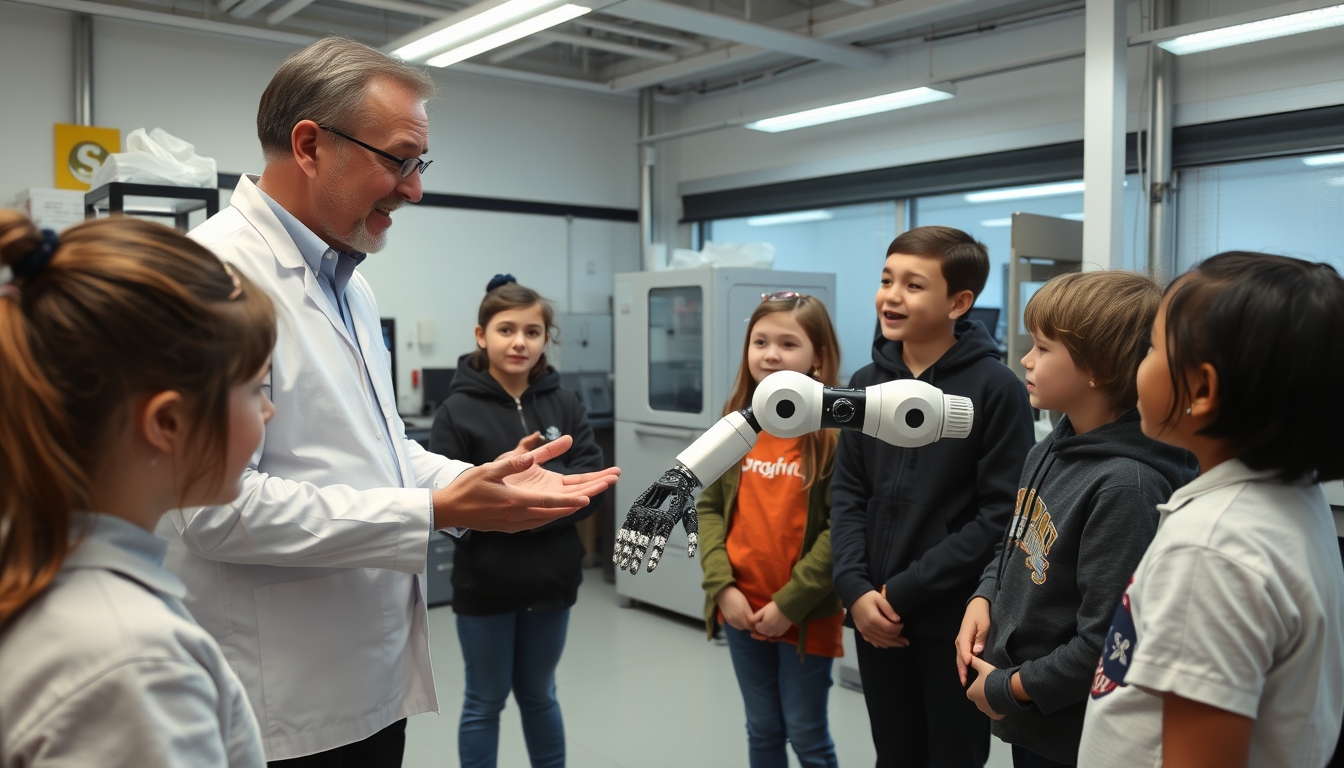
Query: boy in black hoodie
xmin=956 ymin=271 xmax=1197 ymax=767
xmin=831 ymin=226 xmax=1035 ymax=767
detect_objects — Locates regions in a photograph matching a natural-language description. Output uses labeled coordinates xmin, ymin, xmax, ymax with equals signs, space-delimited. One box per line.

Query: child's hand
xmin=716 ymin=585 xmax=754 ymax=632
xmin=851 ymin=590 xmax=907 ymax=648
xmin=956 ymin=597 xmax=992 ymax=685
xmin=965 ymin=656 xmax=1005 ymax=721
xmin=749 ymin=601 xmax=792 ymax=639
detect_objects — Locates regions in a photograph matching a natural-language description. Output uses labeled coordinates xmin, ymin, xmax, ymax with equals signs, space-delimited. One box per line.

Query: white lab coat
xmin=160 ymin=174 xmax=471 ymax=761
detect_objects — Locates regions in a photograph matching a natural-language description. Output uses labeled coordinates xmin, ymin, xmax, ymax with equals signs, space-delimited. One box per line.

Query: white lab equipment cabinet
xmin=613 ymin=268 xmax=836 ymax=618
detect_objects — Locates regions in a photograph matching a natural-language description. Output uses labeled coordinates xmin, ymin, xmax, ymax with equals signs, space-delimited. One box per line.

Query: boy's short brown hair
xmin=1024 ymin=270 xmax=1161 ymax=410
xmin=886 ymin=226 xmax=990 ymax=300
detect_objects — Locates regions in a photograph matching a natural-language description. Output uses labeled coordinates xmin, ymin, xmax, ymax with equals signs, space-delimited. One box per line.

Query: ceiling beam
xmin=571 ymin=16 xmax=704 ymax=50
xmin=540 ymin=28 xmax=678 ymax=59
xmin=600 ymin=0 xmax=885 ymax=68
xmin=606 ymin=0 xmax=990 ymax=91
xmin=488 ymin=34 xmax=554 ymax=61
xmin=229 ymin=0 xmax=275 ymax=17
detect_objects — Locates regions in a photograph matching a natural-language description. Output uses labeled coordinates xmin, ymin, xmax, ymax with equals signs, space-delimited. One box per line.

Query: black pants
xmin=854 ymin=631 xmax=990 ymax=768
xmin=267 ymin=719 xmax=407 ymax=768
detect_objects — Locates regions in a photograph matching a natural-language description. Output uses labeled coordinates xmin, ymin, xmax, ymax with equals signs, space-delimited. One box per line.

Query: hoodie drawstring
xmin=994 ymin=445 xmax=1058 ymax=594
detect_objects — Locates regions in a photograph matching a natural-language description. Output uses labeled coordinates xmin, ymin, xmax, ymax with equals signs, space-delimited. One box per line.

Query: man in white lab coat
xmin=160 ymin=37 xmax=619 ymax=767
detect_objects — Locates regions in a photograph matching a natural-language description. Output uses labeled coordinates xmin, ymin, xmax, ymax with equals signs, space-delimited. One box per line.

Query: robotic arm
xmin=616 ymin=370 xmax=974 ymax=573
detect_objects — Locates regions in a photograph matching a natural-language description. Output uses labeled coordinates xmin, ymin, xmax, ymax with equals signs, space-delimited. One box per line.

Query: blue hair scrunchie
xmin=487 ymin=273 xmax=517 ymax=293
xmin=12 ymin=229 xmax=59 ymax=280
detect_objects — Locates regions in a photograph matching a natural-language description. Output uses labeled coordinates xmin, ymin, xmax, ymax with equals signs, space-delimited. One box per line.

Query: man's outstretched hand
xmin=432 ymin=435 xmax=620 ymax=532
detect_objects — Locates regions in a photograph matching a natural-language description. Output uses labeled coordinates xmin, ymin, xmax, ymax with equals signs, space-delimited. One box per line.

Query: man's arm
xmin=882 ymin=375 xmax=1034 ymax=617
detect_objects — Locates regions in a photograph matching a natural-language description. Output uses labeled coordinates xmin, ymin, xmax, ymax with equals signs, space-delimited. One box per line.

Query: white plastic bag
xmin=88 ymin=128 xmax=218 ymax=188
xmin=669 ymin=240 xmax=776 ymax=270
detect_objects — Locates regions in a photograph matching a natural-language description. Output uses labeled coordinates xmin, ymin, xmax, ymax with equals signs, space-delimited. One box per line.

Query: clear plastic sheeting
xmin=669 ymin=240 xmax=776 ymax=270
xmin=89 ymin=128 xmax=218 ymax=189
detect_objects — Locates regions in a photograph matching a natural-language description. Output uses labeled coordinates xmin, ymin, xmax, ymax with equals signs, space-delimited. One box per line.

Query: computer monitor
xmin=967 ymin=307 xmax=1002 ymax=343
xmin=422 ymin=367 xmax=456 ymax=416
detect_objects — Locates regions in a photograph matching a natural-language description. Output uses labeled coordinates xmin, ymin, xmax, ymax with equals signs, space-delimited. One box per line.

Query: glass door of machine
xmin=647 ymin=286 xmax=703 ymax=414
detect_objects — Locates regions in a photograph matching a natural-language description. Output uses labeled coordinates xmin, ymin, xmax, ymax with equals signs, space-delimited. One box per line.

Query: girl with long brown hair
xmin=0 ymin=211 xmax=275 ymax=766
xmin=696 ymin=292 xmax=845 ymax=768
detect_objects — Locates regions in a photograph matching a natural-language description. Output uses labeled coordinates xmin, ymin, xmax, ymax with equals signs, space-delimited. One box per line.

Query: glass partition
xmin=648 ymin=286 xmax=704 ymax=413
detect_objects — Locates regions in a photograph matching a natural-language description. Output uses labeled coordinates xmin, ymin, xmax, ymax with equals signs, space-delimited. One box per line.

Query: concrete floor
xmin=404 ymin=574 xmax=1014 ymax=768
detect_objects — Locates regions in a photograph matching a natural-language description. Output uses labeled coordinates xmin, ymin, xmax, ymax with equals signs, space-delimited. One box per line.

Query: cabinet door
xmin=614 ymin=419 xmax=706 ymax=620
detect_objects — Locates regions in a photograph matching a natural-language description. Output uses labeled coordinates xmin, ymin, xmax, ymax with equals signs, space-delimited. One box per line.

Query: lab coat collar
xmin=233 ymin=175 xmax=358 ymax=351
xmin=63 ymin=512 xmax=187 ymax=601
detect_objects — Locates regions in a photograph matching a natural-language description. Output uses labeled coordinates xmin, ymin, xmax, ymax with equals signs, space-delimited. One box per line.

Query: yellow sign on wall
xmin=54 ymin=124 xmax=121 ymax=191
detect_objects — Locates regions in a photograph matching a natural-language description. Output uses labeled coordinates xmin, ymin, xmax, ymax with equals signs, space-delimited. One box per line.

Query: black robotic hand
xmin=614 ymin=467 xmax=700 ymax=574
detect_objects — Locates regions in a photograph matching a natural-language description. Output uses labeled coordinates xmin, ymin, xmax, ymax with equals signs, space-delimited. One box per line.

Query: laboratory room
xmin=3 ymin=0 xmax=1344 ymax=763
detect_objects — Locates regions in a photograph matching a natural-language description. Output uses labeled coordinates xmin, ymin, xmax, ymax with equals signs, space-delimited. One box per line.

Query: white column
xmin=1082 ymin=0 xmax=1127 ymax=270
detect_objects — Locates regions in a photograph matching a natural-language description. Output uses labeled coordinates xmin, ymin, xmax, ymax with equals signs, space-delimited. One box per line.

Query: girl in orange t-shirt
xmin=696 ymin=293 xmax=845 ymax=768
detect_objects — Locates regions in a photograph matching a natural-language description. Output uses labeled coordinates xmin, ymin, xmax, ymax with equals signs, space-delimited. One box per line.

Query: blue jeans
xmin=456 ymin=609 xmax=570 ymax=768
xmin=723 ymin=624 xmax=839 ymax=768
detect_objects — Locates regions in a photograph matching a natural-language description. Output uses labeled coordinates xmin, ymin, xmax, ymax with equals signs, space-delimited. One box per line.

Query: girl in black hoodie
xmin=429 ymin=276 xmax=604 ymax=768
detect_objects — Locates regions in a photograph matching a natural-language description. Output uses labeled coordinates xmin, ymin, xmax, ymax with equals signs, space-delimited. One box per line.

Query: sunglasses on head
xmin=761 ymin=291 xmax=808 ymax=303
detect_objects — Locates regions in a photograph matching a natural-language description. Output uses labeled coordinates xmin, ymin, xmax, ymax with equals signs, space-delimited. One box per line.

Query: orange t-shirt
xmin=724 ymin=431 xmax=844 ymax=658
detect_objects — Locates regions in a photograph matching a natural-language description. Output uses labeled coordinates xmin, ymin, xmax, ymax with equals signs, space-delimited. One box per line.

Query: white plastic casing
xmin=674 ymin=410 xmax=759 ymax=486
xmin=862 ymin=379 xmax=975 ymax=447
xmin=751 ymin=370 xmax=823 ymax=438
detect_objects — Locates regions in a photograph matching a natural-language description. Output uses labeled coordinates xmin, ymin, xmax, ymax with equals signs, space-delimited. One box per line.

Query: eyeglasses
xmin=761 ymin=291 xmax=807 ymax=303
xmin=319 ymin=125 xmax=432 ymax=178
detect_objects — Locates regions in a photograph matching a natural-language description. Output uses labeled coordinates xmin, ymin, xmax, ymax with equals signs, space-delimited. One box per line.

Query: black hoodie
xmin=429 ymin=354 xmax=605 ymax=615
xmin=831 ymin=319 xmax=1035 ymax=639
xmin=971 ymin=411 xmax=1197 ymax=764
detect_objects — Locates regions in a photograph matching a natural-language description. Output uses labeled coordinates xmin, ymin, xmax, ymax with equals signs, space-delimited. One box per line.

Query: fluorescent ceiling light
xmin=425 ymin=4 xmax=590 ymax=66
xmin=745 ymin=86 xmax=954 ymax=134
xmin=1304 ymin=152 xmax=1344 ymax=166
xmin=1156 ymin=3 xmax=1344 ymax=55
xmin=390 ymin=0 xmax=570 ymax=61
xmin=746 ymin=210 xmax=834 ymax=227
xmin=964 ymin=181 xmax=1085 ymax=204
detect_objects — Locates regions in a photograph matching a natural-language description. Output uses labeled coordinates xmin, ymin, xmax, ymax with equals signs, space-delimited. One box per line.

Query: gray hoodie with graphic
xmin=972 ymin=410 xmax=1197 ymax=764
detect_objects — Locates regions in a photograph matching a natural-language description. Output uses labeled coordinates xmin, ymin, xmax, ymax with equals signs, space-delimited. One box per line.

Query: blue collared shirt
xmin=256 ymin=188 xmax=403 ymax=481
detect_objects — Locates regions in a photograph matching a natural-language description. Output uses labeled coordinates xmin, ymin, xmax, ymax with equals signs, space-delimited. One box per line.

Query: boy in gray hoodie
xmin=955 ymin=271 xmax=1197 ymax=767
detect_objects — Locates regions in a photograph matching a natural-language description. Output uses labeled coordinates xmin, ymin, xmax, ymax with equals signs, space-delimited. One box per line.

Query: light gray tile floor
xmin=405 ymin=573 xmax=1013 ymax=768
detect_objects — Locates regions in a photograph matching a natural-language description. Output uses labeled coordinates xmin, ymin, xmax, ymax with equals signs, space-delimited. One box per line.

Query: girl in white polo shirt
xmin=0 ymin=211 xmax=276 ymax=766
xmin=1079 ymin=251 xmax=1344 ymax=768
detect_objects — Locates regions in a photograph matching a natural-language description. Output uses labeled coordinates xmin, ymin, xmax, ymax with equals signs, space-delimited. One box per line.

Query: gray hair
xmin=257 ymin=36 xmax=436 ymax=161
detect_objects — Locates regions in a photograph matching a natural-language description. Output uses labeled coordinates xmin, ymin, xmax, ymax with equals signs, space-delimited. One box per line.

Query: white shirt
xmin=1080 ymin=459 xmax=1344 ymax=768
xmin=0 ymin=514 xmax=264 ymax=767
xmin=160 ymin=174 xmax=472 ymax=761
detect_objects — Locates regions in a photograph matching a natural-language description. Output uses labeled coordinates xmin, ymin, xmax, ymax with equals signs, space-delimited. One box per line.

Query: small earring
xmin=1184 ymin=407 xmax=1192 ymax=415
xmin=1089 ymin=381 xmax=1096 ymax=388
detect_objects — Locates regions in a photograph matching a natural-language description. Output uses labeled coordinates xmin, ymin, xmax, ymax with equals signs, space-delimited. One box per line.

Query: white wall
xmin=672 ymin=1 xmax=1344 ymax=195
xmin=0 ymin=1 xmax=639 ymax=414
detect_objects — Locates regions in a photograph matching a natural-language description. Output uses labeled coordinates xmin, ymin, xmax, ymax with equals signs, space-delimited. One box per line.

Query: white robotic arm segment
xmin=674 ymin=408 xmax=760 ymax=488
xmin=617 ymin=370 xmax=975 ymax=574
xmin=750 ymin=370 xmax=974 ymax=447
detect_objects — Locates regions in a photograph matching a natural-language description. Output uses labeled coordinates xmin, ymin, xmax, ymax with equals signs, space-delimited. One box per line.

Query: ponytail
xmin=0 ymin=214 xmax=88 ymax=627
xmin=0 ymin=211 xmax=275 ymax=627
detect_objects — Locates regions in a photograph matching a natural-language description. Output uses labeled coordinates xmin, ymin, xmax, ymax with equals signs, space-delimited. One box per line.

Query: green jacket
xmin=697 ymin=463 xmax=843 ymax=658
